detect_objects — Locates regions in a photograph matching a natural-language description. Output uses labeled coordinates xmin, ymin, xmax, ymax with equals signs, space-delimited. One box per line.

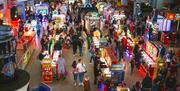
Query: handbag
xmin=82 ymin=64 xmax=87 ymax=73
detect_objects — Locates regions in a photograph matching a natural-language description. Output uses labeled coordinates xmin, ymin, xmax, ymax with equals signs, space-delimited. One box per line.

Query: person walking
xmin=71 ymin=32 xmax=78 ymax=56
xmin=130 ymin=57 xmax=135 ymax=75
xmin=76 ymin=59 xmax=86 ymax=86
xmin=83 ymin=75 xmax=91 ymax=91
xmin=142 ymin=73 xmax=152 ymax=91
xmin=78 ymin=36 xmax=84 ymax=56
xmin=57 ymin=55 xmax=66 ymax=80
xmin=72 ymin=60 xmax=78 ymax=86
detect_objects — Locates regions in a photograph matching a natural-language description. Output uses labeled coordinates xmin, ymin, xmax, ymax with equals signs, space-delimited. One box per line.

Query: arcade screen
xmin=145 ymin=42 xmax=158 ymax=61
xmin=37 ymin=9 xmax=48 ymax=15
xmin=157 ymin=15 xmax=171 ymax=31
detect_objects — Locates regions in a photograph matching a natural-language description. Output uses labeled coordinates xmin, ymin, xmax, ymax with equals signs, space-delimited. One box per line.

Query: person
xmin=83 ymin=75 xmax=90 ymax=91
xmin=130 ymin=57 xmax=135 ymax=75
xmin=54 ymin=36 xmax=63 ymax=54
xmin=78 ymin=36 xmax=84 ymax=56
xmin=159 ymin=45 xmax=166 ymax=58
xmin=41 ymin=35 xmax=48 ymax=50
xmin=72 ymin=60 xmax=78 ymax=86
xmin=165 ymin=75 xmax=176 ymax=91
xmin=76 ymin=59 xmax=86 ymax=86
xmin=71 ymin=32 xmax=79 ymax=56
xmin=151 ymin=79 xmax=160 ymax=91
xmin=142 ymin=73 xmax=152 ymax=91
xmin=38 ymin=49 xmax=45 ymax=61
xmin=131 ymin=81 xmax=142 ymax=91
xmin=57 ymin=55 xmax=66 ymax=80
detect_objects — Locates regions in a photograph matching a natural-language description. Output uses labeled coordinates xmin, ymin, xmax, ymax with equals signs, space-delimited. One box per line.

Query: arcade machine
xmin=110 ymin=64 xmax=125 ymax=91
xmin=41 ymin=58 xmax=53 ymax=84
xmin=0 ymin=25 xmax=30 ymax=91
xmin=35 ymin=3 xmax=49 ymax=28
xmin=140 ymin=41 xmax=159 ymax=79
xmin=52 ymin=10 xmax=66 ymax=30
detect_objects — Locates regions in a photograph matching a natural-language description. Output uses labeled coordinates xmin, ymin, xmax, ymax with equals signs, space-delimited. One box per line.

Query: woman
xmin=72 ymin=60 xmax=78 ymax=86
xmin=76 ymin=59 xmax=86 ymax=86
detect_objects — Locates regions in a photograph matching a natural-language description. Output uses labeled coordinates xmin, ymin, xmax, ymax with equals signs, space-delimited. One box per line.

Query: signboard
xmin=36 ymin=4 xmax=49 ymax=15
xmin=175 ymin=14 xmax=180 ymax=20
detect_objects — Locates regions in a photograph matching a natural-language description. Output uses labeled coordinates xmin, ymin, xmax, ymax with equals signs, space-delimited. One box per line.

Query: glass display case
xmin=0 ymin=25 xmax=17 ymax=83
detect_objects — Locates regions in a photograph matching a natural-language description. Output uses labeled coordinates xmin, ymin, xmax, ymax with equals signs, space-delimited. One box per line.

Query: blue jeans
xmin=79 ymin=46 xmax=83 ymax=56
xmin=73 ymin=73 xmax=78 ymax=82
xmin=78 ymin=72 xmax=84 ymax=83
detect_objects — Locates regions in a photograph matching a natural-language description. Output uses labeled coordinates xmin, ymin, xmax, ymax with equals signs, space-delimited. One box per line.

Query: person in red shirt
xmin=123 ymin=36 xmax=127 ymax=49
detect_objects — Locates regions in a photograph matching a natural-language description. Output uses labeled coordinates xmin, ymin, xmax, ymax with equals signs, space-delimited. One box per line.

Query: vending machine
xmin=110 ymin=64 xmax=125 ymax=90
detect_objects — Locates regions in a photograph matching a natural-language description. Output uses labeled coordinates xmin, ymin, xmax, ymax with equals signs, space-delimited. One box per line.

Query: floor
xmin=23 ymin=36 xmax=143 ymax=91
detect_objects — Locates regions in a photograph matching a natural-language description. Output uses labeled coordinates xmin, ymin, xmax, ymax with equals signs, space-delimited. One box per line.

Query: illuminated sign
xmin=167 ymin=13 xmax=175 ymax=20
xmin=0 ymin=12 xmax=3 ymax=18
xmin=175 ymin=14 xmax=180 ymax=20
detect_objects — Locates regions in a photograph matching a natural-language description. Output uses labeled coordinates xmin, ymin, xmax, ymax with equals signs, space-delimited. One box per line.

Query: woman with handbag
xmin=76 ymin=59 xmax=86 ymax=86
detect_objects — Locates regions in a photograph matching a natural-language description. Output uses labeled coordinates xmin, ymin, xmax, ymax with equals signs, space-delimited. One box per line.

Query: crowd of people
xmin=15 ymin=0 xmax=180 ymax=91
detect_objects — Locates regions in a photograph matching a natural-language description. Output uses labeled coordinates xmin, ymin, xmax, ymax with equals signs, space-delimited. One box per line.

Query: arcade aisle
xmin=25 ymin=43 xmax=143 ymax=91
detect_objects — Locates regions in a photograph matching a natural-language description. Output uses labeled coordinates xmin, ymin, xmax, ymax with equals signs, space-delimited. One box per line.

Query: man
xmin=159 ymin=45 xmax=166 ymax=58
xmin=72 ymin=32 xmax=79 ymax=56
xmin=78 ymin=36 xmax=84 ymax=56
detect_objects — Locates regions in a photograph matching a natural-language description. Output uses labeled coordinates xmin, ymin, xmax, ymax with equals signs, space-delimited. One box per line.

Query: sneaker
xmin=74 ymin=82 xmax=77 ymax=86
xmin=78 ymin=83 xmax=81 ymax=86
xmin=81 ymin=83 xmax=84 ymax=86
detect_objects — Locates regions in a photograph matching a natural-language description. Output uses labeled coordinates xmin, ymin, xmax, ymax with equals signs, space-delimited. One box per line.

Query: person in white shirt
xmin=76 ymin=59 xmax=86 ymax=86
xmin=57 ymin=55 xmax=66 ymax=80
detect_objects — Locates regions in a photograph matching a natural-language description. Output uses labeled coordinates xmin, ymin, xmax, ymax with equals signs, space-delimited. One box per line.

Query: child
xmin=83 ymin=75 xmax=90 ymax=91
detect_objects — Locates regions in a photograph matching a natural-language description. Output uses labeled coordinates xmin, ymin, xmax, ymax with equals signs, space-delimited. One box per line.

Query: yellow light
xmin=0 ymin=13 xmax=3 ymax=19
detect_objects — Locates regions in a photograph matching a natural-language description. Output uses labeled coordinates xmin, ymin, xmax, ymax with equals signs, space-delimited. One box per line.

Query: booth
xmin=103 ymin=5 xmax=114 ymax=23
xmin=52 ymin=12 xmax=66 ymax=29
xmin=140 ymin=41 xmax=159 ymax=79
xmin=40 ymin=50 xmax=60 ymax=83
xmin=96 ymin=2 xmax=107 ymax=14
xmin=85 ymin=12 xmax=101 ymax=32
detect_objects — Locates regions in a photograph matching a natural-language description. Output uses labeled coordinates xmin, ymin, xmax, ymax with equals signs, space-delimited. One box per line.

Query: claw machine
xmin=41 ymin=58 xmax=53 ymax=84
